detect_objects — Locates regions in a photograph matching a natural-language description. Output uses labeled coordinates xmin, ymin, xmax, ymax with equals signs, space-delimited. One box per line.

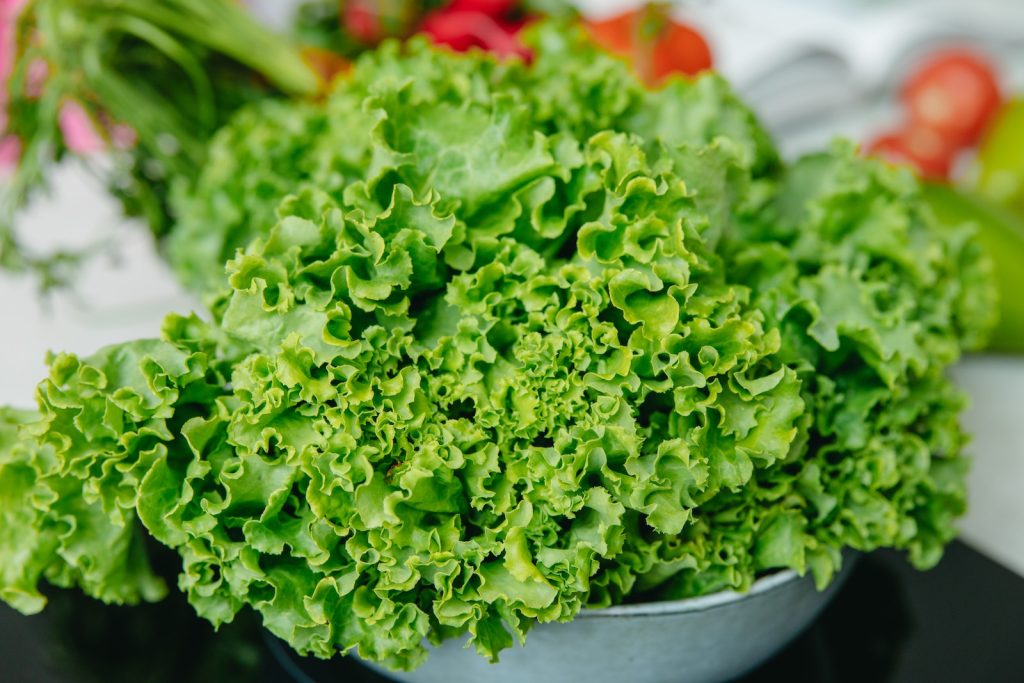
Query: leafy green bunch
xmin=0 ymin=24 xmax=994 ymax=670
xmin=1 ymin=0 xmax=320 ymax=286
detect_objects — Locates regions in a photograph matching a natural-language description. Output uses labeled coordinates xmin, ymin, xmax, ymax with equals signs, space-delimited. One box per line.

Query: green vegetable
xmin=923 ymin=182 xmax=1024 ymax=352
xmin=974 ymin=98 xmax=1024 ymax=216
xmin=0 ymin=24 xmax=993 ymax=671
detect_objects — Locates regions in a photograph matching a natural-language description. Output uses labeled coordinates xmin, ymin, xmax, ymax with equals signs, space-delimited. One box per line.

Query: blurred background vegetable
xmin=923 ymin=184 xmax=1024 ymax=353
xmin=903 ymin=50 xmax=1003 ymax=149
xmin=973 ymin=99 xmax=1024 ymax=214
xmin=0 ymin=0 xmax=320 ymax=287
xmin=585 ymin=3 xmax=712 ymax=85
xmin=867 ymin=48 xmax=1004 ymax=182
xmin=864 ymin=44 xmax=1024 ymax=353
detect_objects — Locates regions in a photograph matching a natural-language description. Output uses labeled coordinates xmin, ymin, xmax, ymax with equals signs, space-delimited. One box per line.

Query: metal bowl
xmin=355 ymin=557 xmax=856 ymax=683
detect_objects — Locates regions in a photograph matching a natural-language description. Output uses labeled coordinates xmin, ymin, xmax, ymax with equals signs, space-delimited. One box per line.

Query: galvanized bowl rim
xmin=578 ymin=568 xmax=801 ymax=619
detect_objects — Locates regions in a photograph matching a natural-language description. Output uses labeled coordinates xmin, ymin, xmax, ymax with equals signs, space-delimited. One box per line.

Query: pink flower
xmin=1 ymin=1 xmax=134 ymax=170
xmin=1 ymin=0 xmax=28 ymax=87
xmin=25 ymin=56 xmax=47 ymax=98
xmin=59 ymin=100 xmax=104 ymax=154
xmin=109 ymin=122 xmax=137 ymax=150
xmin=1 ymin=0 xmax=28 ymax=172
xmin=0 ymin=133 xmax=19 ymax=173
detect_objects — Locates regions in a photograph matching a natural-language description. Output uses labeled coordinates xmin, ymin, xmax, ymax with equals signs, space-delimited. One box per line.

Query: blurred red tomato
xmin=446 ymin=0 xmax=517 ymax=17
xmin=585 ymin=6 xmax=712 ymax=85
xmin=650 ymin=22 xmax=712 ymax=82
xmin=585 ymin=11 xmax=634 ymax=57
xmin=420 ymin=9 xmax=529 ymax=60
xmin=867 ymin=126 xmax=960 ymax=180
xmin=902 ymin=49 xmax=1003 ymax=148
xmin=342 ymin=0 xmax=380 ymax=43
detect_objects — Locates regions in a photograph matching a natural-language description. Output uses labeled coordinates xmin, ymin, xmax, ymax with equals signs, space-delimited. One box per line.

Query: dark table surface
xmin=2 ymin=540 xmax=1022 ymax=683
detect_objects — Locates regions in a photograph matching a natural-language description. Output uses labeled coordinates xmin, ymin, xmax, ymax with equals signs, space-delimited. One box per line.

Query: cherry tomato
xmin=420 ymin=9 xmax=530 ymax=61
xmin=902 ymin=49 xmax=1003 ymax=148
xmin=446 ymin=0 xmax=517 ymax=17
xmin=585 ymin=11 xmax=634 ymax=58
xmin=650 ymin=22 xmax=712 ymax=82
xmin=867 ymin=126 xmax=960 ymax=181
xmin=586 ymin=6 xmax=712 ymax=86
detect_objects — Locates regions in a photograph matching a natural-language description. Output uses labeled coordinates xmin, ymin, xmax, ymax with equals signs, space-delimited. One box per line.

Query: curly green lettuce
xmin=0 ymin=404 xmax=166 ymax=615
xmin=166 ymin=24 xmax=778 ymax=296
xmin=0 ymin=24 xmax=994 ymax=671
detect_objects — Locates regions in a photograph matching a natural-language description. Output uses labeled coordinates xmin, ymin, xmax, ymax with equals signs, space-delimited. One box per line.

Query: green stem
xmin=92 ymin=0 xmax=320 ymax=97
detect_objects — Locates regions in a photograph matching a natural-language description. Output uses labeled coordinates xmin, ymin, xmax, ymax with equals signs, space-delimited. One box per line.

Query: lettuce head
xmin=0 ymin=24 xmax=995 ymax=670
